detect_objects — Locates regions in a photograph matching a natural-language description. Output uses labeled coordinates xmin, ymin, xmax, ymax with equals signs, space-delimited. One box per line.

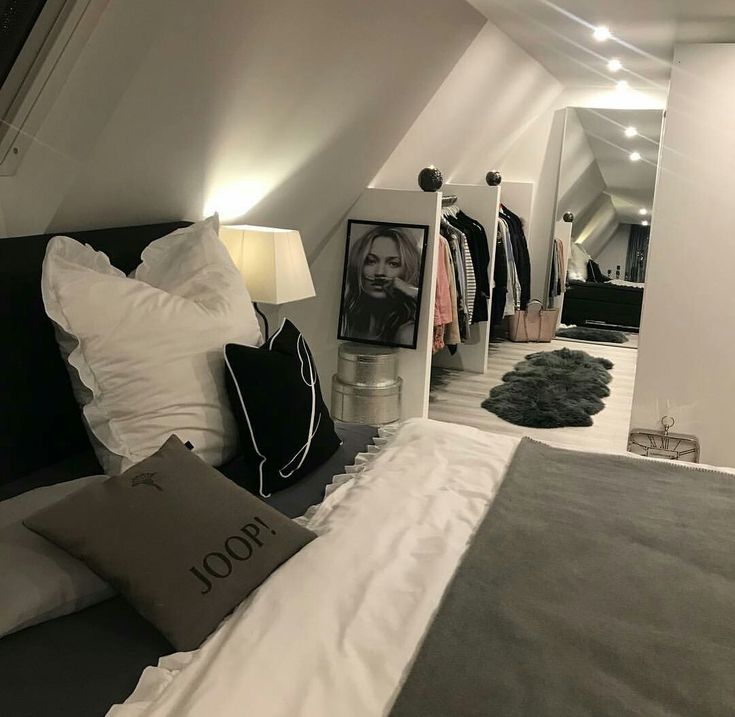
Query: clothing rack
xmin=418 ymin=166 xmax=502 ymax=374
xmin=312 ymin=172 xmax=504 ymax=422
xmin=323 ymin=186 xmax=443 ymax=419
xmin=546 ymin=218 xmax=574 ymax=318
xmin=495 ymin=179 xmax=535 ymax=316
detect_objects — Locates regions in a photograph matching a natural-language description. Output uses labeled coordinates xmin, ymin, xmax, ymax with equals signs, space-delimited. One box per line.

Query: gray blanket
xmin=389 ymin=438 xmax=735 ymax=716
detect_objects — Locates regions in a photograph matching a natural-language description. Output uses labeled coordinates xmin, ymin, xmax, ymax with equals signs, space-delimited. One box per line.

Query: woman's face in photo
xmin=362 ymin=235 xmax=403 ymax=299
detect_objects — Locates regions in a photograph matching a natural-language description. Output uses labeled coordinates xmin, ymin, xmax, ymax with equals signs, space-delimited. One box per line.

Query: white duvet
xmin=108 ymin=418 xmax=520 ymax=717
xmin=609 ymin=279 xmax=645 ymax=289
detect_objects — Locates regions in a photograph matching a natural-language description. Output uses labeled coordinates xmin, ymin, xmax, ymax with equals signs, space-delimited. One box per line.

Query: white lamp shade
xmin=220 ymin=224 xmax=315 ymax=304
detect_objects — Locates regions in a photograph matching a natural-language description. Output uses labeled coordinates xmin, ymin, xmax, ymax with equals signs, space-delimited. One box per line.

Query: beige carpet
xmin=429 ymin=338 xmax=637 ymax=454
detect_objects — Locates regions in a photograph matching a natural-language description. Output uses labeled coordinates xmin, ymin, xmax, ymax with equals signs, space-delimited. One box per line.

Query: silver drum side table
xmin=331 ymin=343 xmax=401 ymax=425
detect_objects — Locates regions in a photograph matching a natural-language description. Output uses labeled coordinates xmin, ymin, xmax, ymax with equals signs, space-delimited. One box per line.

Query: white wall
xmin=0 ymin=0 xmax=484 ymax=248
xmin=632 ymin=44 xmax=735 ymax=467
xmin=595 ymin=223 xmax=630 ymax=278
xmin=372 ymin=22 xmax=564 ymax=189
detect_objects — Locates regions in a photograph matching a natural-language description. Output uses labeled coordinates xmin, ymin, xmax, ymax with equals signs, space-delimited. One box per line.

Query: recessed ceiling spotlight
xmin=641 ymin=220 xmax=649 ymax=226
xmin=624 ymin=126 xmax=638 ymax=138
xmin=593 ymin=26 xmax=612 ymax=42
xmin=616 ymin=79 xmax=630 ymax=91
xmin=607 ymin=58 xmax=623 ymax=73
xmin=630 ymin=151 xmax=642 ymax=162
xmin=639 ymin=208 xmax=648 ymax=216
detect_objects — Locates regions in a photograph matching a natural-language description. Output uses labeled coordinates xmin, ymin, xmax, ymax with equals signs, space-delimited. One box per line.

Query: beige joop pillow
xmin=24 ymin=436 xmax=316 ymax=651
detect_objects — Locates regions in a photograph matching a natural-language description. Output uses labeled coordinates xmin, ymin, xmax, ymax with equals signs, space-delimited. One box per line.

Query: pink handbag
xmin=508 ymin=300 xmax=559 ymax=343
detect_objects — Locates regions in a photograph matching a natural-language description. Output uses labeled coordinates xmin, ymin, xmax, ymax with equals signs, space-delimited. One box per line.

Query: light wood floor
xmin=429 ymin=338 xmax=638 ymax=454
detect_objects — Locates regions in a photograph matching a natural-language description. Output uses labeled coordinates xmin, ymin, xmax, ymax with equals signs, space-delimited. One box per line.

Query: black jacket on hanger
xmin=499 ymin=204 xmax=531 ymax=310
xmin=444 ymin=211 xmax=491 ymax=324
xmin=491 ymin=227 xmax=508 ymax=328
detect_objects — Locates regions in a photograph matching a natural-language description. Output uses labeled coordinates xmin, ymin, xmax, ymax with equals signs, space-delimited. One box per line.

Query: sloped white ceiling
xmin=468 ymin=0 xmax=735 ymax=89
xmin=372 ymin=21 xmax=563 ymax=188
xmin=556 ymin=106 xmax=605 ymax=223
xmin=575 ymin=107 xmax=662 ymax=223
xmin=575 ymin=191 xmax=618 ymax=256
xmin=0 ymin=0 xmax=484 ymax=247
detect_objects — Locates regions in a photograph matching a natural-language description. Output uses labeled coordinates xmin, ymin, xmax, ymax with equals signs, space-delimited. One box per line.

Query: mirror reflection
xmin=549 ymin=107 xmax=663 ymax=346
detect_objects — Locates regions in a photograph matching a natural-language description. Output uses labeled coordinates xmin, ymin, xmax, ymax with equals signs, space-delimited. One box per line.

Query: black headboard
xmin=0 ymin=221 xmax=191 ymax=483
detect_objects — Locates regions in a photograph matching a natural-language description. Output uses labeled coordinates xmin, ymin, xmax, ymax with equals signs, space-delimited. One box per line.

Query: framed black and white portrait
xmin=338 ymin=220 xmax=429 ymax=350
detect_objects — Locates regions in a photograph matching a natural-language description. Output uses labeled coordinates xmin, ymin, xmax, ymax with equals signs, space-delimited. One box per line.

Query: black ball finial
xmin=485 ymin=171 xmax=502 ymax=186
xmin=563 ymin=211 xmax=575 ymax=223
xmin=418 ymin=166 xmax=443 ymax=192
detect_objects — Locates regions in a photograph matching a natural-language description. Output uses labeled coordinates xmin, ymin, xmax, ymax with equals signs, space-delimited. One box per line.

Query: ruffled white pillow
xmin=41 ymin=215 xmax=262 ymax=473
xmin=567 ymin=242 xmax=591 ymax=282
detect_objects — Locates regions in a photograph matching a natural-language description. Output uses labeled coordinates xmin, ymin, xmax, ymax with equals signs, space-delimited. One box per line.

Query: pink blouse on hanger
xmin=433 ymin=236 xmax=453 ymax=353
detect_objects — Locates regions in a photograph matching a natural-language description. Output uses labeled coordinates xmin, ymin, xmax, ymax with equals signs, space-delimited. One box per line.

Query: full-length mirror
xmin=549 ymin=107 xmax=663 ymax=346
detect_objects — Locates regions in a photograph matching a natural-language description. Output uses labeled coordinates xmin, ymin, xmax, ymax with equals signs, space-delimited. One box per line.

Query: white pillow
xmin=41 ymin=215 xmax=262 ymax=473
xmin=567 ymin=242 xmax=591 ymax=282
xmin=1 ymin=475 xmax=113 ymax=637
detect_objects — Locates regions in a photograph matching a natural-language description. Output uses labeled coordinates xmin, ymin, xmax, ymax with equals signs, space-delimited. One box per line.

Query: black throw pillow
xmin=224 ymin=320 xmax=341 ymax=496
xmin=587 ymin=258 xmax=611 ymax=283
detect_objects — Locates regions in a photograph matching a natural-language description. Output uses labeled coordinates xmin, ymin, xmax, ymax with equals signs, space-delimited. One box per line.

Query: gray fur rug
xmin=482 ymin=347 xmax=614 ymax=428
xmin=556 ymin=326 xmax=628 ymax=344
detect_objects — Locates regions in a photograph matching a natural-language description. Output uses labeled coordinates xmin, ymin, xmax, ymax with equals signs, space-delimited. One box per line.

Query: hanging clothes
xmin=499 ymin=204 xmax=531 ymax=310
xmin=491 ymin=225 xmax=507 ymax=327
xmin=462 ymin=240 xmax=477 ymax=324
xmin=441 ymin=216 xmax=470 ymax=342
xmin=433 ymin=236 xmax=453 ymax=353
xmin=434 ymin=201 xmax=494 ymax=352
xmin=442 ymin=236 xmax=461 ymax=351
xmin=491 ymin=204 xmax=532 ymax=330
xmin=558 ymin=239 xmax=567 ymax=291
xmin=548 ymin=238 xmax=566 ymax=301
xmin=446 ymin=230 xmax=470 ymax=341
xmin=499 ymin=217 xmax=521 ymax=316
xmin=444 ymin=210 xmax=491 ymax=324
xmin=549 ymin=245 xmax=558 ymax=301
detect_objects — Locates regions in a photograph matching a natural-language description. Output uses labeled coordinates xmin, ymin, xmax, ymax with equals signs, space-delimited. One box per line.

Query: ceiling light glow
xmin=607 ymin=58 xmax=623 ymax=73
xmin=629 ymin=151 xmax=642 ymax=162
xmin=641 ymin=220 xmax=649 ymax=226
xmin=203 ymin=179 xmax=270 ymax=222
xmin=593 ymin=26 xmax=612 ymax=42
xmin=624 ymin=126 xmax=638 ymax=138
xmin=639 ymin=208 xmax=648 ymax=216
xmin=616 ymin=80 xmax=630 ymax=91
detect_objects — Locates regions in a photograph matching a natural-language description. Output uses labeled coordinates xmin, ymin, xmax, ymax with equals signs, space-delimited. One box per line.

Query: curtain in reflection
xmin=626 ymin=225 xmax=650 ymax=283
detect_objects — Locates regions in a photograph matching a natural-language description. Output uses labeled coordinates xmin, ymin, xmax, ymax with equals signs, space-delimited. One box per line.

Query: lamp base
xmin=253 ymin=302 xmax=270 ymax=342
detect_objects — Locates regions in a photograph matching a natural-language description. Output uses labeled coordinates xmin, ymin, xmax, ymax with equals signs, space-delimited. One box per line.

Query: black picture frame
xmin=337 ymin=219 xmax=429 ymax=350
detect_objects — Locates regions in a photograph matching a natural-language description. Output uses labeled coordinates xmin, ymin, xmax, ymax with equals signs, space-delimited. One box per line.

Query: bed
xmin=4 ymin=221 xmax=735 ymax=717
xmin=111 ymin=421 xmax=735 ymax=717
xmin=562 ymin=279 xmax=644 ymax=330
xmin=0 ymin=221 xmax=378 ymax=717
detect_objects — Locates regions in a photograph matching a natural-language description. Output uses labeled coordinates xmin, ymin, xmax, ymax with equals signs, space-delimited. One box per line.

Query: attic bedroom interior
xmin=2 ymin=1 xmax=735 ymax=715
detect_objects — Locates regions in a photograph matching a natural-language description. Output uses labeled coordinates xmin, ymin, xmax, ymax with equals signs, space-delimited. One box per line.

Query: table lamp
xmin=220 ymin=224 xmax=315 ymax=340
